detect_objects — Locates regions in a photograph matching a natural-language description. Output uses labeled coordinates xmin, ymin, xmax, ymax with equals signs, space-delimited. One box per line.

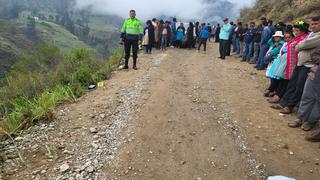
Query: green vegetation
xmin=0 ymin=0 xmax=124 ymax=137
xmin=36 ymin=20 xmax=91 ymax=53
xmin=0 ymin=19 xmax=35 ymax=78
xmin=240 ymin=0 xmax=320 ymax=22
xmin=0 ymin=44 xmax=124 ymax=136
xmin=0 ymin=4 xmax=122 ymax=77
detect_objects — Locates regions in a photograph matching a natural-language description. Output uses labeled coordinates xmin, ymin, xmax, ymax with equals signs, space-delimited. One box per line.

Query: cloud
xmin=75 ymin=0 xmax=255 ymax=22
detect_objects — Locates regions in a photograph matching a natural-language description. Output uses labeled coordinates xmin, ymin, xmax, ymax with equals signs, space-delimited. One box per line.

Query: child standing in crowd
xmin=198 ymin=23 xmax=210 ymax=52
xmin=175 ymin=23 xmax=185 ymax=48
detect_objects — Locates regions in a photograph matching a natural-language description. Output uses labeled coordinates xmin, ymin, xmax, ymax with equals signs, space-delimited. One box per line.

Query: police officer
xmin=120 ymin=10 xmax=143 ymax=70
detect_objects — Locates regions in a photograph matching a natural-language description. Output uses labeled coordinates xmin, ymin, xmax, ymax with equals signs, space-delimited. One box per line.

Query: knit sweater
xmin=296 ymin=32 xmax=320 ymax=66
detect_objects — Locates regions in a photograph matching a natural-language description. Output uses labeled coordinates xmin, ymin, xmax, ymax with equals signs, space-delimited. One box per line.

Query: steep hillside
xmin=0 ymin=0 xmax=123 ymax=77
xmin=240 ymin=0 xmax=320 ymax=22
xmin=0 ymin=20 xmax=35 ymax=77
xmin=35 ymin=20 xmax=91 ymax=53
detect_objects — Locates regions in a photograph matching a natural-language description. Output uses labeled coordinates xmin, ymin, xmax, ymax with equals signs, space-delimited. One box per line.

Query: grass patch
xmin=36 ymin=20 xmax=91 ymax=54
xmin=2 ymin=85 xmax=74 ymax=133
xmin=0 ymin=45 xmax=124 ymax=136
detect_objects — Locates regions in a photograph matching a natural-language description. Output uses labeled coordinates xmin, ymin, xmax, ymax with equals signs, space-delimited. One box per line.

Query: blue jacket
xmin=176 ymin=31 xmax=184 ymax=41
xmin=261 ymin=26 xmax=272 ymax=45
xmin=219 ymin=23 xmax=232 ymax=40
xmin=267 ymin=38 xmax=285 ymax=58
xmin=243 ymin=28 xmax=256 ymax=43
xmin=200 ymin=27 xmax=210 ymax=39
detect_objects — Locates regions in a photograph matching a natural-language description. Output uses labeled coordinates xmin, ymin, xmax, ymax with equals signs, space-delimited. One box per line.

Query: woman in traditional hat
xmin=270 ymin=21 xmax=310 ymax=114
xmin=267 ymin=31 xmax=295 ymax=103
xmin=264 ymin=31 xmax=285 ymax=97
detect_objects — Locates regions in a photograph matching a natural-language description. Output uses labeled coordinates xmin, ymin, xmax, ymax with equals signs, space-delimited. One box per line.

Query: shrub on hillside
xmin=0 ymin=45 xmax=123 ymax=135
xmin=240 ymin=0 xmax=320 ymax=22
xmin=297 ymin=1 xmax=320 ymax=17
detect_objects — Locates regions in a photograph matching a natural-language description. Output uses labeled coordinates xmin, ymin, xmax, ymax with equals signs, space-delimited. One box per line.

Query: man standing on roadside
xmin=120 ymin=10 xmax=143 ymax=70
xmin=219 ymin=18 xmax=232 ymax=60
xmin=256 ymin=17 xmax=272 ymax=70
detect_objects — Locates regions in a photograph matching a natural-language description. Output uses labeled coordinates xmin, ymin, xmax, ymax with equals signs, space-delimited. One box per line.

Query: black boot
xmin=123 ymin=59 xmax=129 ymax=69
xmin=133 ymin=59 xmax=138 ymax=70
xmin=305 ymin=129 xmax=320 ymax=142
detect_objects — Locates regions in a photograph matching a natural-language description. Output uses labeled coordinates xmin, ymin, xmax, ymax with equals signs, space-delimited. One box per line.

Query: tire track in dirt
xmin=105 ymin=48 xmax=266 ymax=180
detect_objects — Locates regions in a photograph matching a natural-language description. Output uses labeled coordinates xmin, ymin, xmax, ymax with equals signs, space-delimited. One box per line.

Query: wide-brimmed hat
xmin=273 ymin=31 xmax=284 ymax=37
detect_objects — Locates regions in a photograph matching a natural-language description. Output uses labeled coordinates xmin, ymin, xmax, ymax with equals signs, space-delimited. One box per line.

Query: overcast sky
xmin=75 ymin=0 xmax=255 ymax=21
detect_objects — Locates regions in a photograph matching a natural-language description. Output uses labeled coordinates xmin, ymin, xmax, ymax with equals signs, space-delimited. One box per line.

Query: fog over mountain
xmin=75 ymin=0 xmax=255 ymax=22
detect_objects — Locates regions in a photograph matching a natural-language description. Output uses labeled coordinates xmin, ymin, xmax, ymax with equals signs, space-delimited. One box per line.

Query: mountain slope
xmin=0 ymin=0 xmax=123 ymax=77
xmin=36 ymin=20 xmax=91 ymax=53
xmin=0 ymin=20 xmax=34 ymax=77
xmin=240 ymin=0 xmax=320 ymax=22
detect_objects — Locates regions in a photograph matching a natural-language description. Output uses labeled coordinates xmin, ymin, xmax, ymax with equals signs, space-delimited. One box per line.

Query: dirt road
xmin=4 ymin=42 xmax=320 ymax=180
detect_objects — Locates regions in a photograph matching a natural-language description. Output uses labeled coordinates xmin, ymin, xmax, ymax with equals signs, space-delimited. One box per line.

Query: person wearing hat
xmin=264 ymin=31 xmax=285 ymax=64
xmin=267 ymin=31 xmax=295 ymax=104
xmin=264 ymin=31 xmax=285 ymax=97
xmin=287 ymin=16 xmax=320 ymax=132
xmin=270 ymin=21 xmax=310 ymax=111
xmin=219 ymin=18 xmax=232 ymax=60
xmin=271 ymin=20 xmax=310 ymax=113
xmin=275 ymin=20 xmax=313 ymax=115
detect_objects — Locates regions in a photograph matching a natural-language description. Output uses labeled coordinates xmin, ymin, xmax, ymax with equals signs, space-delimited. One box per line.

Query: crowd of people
xmin=121 ymin=9 xmax=216 ymax=68
xmin=216 ymin=16 xmax=320 ymax=142
xmin=121 ymin=10 xmax=320 ymax=142
xmin=142 ymin=18 xmax=215 ymax=53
